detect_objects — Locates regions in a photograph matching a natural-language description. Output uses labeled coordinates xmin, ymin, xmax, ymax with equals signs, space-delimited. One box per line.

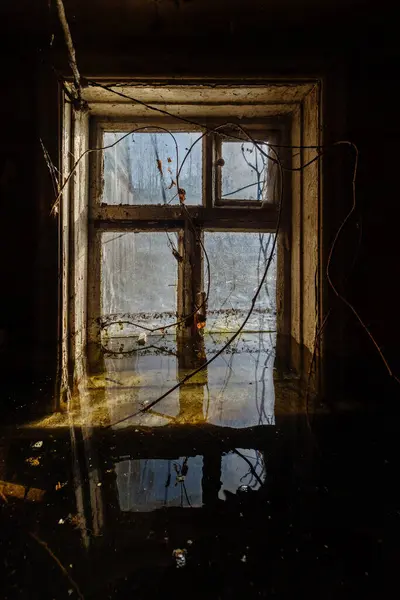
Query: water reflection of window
xmin=115 ymin=456 xmax=203 ymax=511
xmin=219 ymin=449 xmax=265 ymax=500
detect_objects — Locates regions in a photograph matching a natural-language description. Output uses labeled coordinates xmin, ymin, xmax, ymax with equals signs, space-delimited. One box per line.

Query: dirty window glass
xmin=204 ymin=232 xmax=276 ymax=332
xmin=221 ymin=141 xmax=269 ymax=201
xmin=101 ymin=232 xmax=178 ymax=336
xmin=103 ymin=131 xmax=203 ymax=205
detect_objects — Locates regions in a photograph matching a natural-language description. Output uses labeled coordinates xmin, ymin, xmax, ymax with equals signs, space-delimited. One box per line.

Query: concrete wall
xmin=289 ymin=87 xmax=320 ymax=379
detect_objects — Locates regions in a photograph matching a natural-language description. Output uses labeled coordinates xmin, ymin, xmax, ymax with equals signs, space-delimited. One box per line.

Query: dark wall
xmin=338 ymin=36 xmax=400 ymax=400
xmin=0 ymin=51 xmax=40 ymax=390
xmin=0 ymin=2 xmax=398 ymax=410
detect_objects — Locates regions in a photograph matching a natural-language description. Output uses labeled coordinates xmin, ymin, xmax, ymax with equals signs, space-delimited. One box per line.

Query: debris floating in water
xmin=55 ymin=481 xmax=67 ymax=491
xmin=172 ymin=548 xmax=187 ymax=568
xmin=25 ymin=457 xmax=41 ymax=467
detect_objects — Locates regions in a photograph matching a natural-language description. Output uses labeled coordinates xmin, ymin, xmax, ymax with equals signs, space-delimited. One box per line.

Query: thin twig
xmin=325 ymin=142 xmax=398 ymax=381
xmin=182 ymin=482 xmax=192 ymax=507
xmin=29 ymin=532 xmax=85 ymax=599
xmin=40 ymin=138 xmax=60 ymax=196
xmin=55 ymin=0 xmax=82 ymax=103
xmin=233 ymin=449 xmax=264 ymax=487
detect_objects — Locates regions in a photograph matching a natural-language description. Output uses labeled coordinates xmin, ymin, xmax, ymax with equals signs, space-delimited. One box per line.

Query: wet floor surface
xmin=0 ymin=344 xmax=396 ymax=599
xmin=33 ymin=333 xmax=278 ymax=430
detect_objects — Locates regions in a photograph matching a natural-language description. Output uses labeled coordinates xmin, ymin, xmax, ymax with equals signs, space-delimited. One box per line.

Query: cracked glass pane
xmin=103 ymin=131 xmax=203 ymax=205
xmin=204 ymin=232 xmax=276 ymax=332
xmin=221 ymin=141 xmax=269 ymax=201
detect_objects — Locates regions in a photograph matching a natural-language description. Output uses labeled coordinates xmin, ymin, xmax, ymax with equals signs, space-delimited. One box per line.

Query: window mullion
xmin=203 ymin=133 xmax=216 ymax=209
xmin=177 ymin=220 xmax=203 ymax=340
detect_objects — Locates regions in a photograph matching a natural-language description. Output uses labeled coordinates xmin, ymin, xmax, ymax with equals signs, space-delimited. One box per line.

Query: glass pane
xmin=221 ymin=141 xmax=269 ymax=201
xmin=204 ymin=232 xmax=276 ymax=332
xmin=101 ymin=232 xmax=178 ymax=336
xmin=103 ymin=131 xmax=203 ymax=205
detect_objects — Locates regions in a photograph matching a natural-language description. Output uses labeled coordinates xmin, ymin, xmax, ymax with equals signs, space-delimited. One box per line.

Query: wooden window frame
xmin=58 ymin=80 xmax=324 ymax=401
xmin=87 ymin=116 xmax=289 ymax=362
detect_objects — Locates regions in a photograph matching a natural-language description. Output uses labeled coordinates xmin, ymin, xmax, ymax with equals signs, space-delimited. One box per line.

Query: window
xmin=88 ymin=123 xmax=280 ymax=363
xmin=113 ymin=449 xmax=266 ymax=511
xmin=217 ymin=133 xmax=271 ymax=206
xmin=59 ymin=81 xmax=322 ymax=422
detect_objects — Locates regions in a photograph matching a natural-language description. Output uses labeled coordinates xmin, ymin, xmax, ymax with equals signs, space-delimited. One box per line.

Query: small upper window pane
xmin=221 ymin=141 xmax=269 ymax=201
xmin=103 ymin=131 xmax=203 ymax=205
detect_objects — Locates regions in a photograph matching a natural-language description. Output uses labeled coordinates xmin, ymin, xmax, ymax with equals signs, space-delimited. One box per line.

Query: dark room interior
xmin=0 ymin=1 xmax=398 ymax=598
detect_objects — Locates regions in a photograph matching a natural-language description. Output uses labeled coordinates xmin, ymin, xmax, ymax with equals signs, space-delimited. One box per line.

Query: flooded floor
xmin=0 ymin=336 xmax=395 ymax=598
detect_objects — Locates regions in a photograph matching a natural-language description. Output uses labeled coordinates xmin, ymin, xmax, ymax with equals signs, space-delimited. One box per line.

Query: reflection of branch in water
xmin=240 ymin=450 xmax=265 ymax=489
xmin=233 ymin=449 xmax=264 ymax=487
xmin=174 ymin=458 xmax=192 ymax=508
xmin=258 ymin=330 xmax=275 ymax=425
xmin=102 ymin=339 xmax=178 ymax=358
xmin=144 ymin=409 xmax=177 ymax=423
xmin=247 ymin=331 xmax=274 ymax=424
xmin=241 ymin=331 xmax=275 ymax=425
xmin=205 ymin=382 xmax=211 ymax=421
xmin=249 ymin=450 xmax=265 ymax=488
xmin=182 ymin=482 xmax=192 ymax=507
xmin=259 ymin=346 xmax=274 ymax=425
xmin=29 ymin=532 xmax=84 ymax=600
xmin=105 ymin=377 xmax=123 ymax=385
xmin=217 ymin=336 xmax=240 ymax=421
